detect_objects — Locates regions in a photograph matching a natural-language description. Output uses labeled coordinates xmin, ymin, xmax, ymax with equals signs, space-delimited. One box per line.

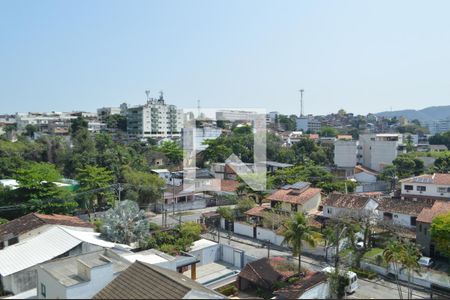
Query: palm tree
xmin=281 ymin=212 xmax=322 ymax=275
xmin=401 ymin=242 xmax=421 ymax=299
xmin=383 ymin=240 xmax=405 ymax=299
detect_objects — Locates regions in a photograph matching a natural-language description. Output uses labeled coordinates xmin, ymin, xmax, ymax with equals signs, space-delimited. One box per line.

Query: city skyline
xmin=2 ymin=0 xmax=450 ymax=115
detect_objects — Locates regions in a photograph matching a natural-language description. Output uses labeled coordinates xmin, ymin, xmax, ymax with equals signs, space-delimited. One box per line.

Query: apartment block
xmin=126 ymin=94 xmax=183 ymax=139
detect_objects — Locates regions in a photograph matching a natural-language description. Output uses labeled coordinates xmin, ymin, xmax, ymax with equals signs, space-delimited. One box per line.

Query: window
xmin=437 ymin=187 xmax=447 ymax=193
xmin=394 ymin=215 xmax=398 ymax=218
xmin=411 ymin=217 xmax=417 ymax=226
xmin=383 ymin=212 xmax=393 ymax=220
xmin=448 ymin=187 xmax=450 ymax=193
xmin=419 ymin=224 xmax=422 ymax=232
xmin=404 ymin=185 xmax=413 ymax=191
xmin=41 ymin=283 xmax=46 ymax=298
xmin=327 ymin=208 xmax=332 ymax=214
xmin=416 ymin=186 xmax=426 ymax=192
xmin=424 ymin=227 xmax=427 ymax=236
xmin=0 ymin=241 xmax=4 ymax=250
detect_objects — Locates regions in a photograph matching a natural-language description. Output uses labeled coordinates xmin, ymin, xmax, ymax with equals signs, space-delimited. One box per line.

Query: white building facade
xmin=127 ymin=95 xmax=183 ymax=139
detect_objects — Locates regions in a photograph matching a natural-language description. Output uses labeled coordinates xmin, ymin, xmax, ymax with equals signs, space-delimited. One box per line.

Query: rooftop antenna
xmin=299 ymin=89 xmax=304 ymax=117
xmin=145 ymin=90 xmax=151 ymax=101
xmin=197 ymin=99 xmax=201 ymax=117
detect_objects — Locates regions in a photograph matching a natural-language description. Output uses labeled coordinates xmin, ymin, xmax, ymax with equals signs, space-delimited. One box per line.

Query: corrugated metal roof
xmin=0 ymin=227 xmax=81 ymax=276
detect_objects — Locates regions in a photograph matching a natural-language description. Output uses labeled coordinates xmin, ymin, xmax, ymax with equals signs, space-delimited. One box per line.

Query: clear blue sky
xmin=1 ymin=0 xmax=450 ymax=115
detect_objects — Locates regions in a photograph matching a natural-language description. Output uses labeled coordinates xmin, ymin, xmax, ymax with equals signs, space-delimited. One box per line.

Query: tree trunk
xmin=298 ymin=250 xmax=302 ymax=275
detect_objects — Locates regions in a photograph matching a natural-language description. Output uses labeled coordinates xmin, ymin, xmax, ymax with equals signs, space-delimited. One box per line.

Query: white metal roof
xmin=0 ymin=227 xmax=81 ymax=276
xmin=189 ymin=239 xmax=218 ymax=252
xmin=151 ymin=169 xmax=170 ymax=173
xmin=60 ymin=227 xmax=132 ymax=250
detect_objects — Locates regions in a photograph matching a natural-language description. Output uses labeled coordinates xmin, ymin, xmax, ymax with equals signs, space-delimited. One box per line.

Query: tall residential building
xmin=127 ymin=94 xmax=183 ymax=139
xmin=358 ymin=133 xmax=405 ymax=172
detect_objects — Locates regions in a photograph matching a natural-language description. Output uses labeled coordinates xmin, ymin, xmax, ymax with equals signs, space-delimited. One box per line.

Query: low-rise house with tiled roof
xmin=273 ymin=271 xmax=330 ymax=299
xmin=94 ymin=260 xmax=223 ymax=299
xmin=377 ymin=198 xmax=435 ymax=228
xmin=353 ymin=165 xmax=379 ymax=184
xmin=400 ymin=173 xmax=450 ymax=201
xmin=416 ymin=200 xmax=450 ymax=257
xmin=322 ymin=192 xmax=379 ymax=219
xmin=0 ymin=213 xmax=93 ymax=250
xmin=237 ymin=257 xmax=296 ymax=292
xmin=267 ymin=182 xmax=322 ymax=214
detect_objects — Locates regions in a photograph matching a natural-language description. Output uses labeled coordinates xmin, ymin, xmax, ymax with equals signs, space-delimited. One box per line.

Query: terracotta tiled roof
xmin=337 ymin=135 xmax=353 ymax=140
xmin=377 ymin=198 xmax=435 ymax=216
xmin=0 ymin=213 xmax=92 ymax=240
xmin=245 ymin=204 xmax=271 ymax=217
xmin=267 ymin=188 xmax=321 ymax=205
xmin=238 ymin=257 xmax=295 ymax=289
xmin=220 ymin=180 xmax=239 ymax=192
xmin=400 ymin=173 xmax=450 ymax=185
xmin=274 ymin=272 xmax=327 ymax=299
xmin=322 ymin=192 xmax=374 ymax=209
xmin=417 ymin=201 xmax=450 ymax=223
xmin=354 ymin=165 xmax=380 ymax=176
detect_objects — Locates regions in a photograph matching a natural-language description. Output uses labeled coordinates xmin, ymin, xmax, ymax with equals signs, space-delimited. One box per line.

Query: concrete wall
xmin=401 ymin=183 xmax=450 ymax=200
xmin=301 ymin=193 xmax=322 ymax=213
xmin=378 ymin=211 xmax=415 ymax=228
xmin=37 ymin=267 xmax=67 ymax=299
xmin=233 ymin=222 xmax=254 ymax=238
xmin=354 ymin=172 xmax=377 ymax=183
xmin=158 ymin=197 xmax=206 ymax=213
xmin=189 ymin=244 xmax=220 ymax=266
xmin=2 ymin=268 xmax=37 ymax=296
xmin=334 ymin=140 xmax=358 ymax=168
xmin=66 ymin=264 xmax=115 ymax=299
xmin=416 ymin=222 xmax=432 ymax=256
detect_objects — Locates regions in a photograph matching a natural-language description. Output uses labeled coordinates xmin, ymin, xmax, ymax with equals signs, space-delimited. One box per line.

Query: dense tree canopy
xmin=431 ymin=212 xmax=450 ymax=259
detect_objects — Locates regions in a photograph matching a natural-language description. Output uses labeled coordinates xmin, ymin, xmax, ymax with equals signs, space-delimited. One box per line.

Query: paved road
xmin=147 ymin=205 xmax=233 ymax=226
xmin=202 ymin=230 xmax=430 ymax=299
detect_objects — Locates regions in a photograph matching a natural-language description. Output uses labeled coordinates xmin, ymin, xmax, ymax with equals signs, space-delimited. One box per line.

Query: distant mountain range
xmin=376 ymin=105 xmax=450 ymax=123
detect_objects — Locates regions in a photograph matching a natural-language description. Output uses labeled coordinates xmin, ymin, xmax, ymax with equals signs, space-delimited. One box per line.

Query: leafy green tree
xmin=100 ymin=200 xmax=149 ymax=245
xmin=14 ymin=162 xmax=77 ymax=214
xmin=123 ymin=168 xmax=165 ymax=209
xmin=278 ymin=114 xmax=297 ymax=131
xmin=235 ymin=197 xmax=256 ymax=215
xmin=70 ymin=116 xmax=88 ymax=136
xmin=179 ymin=221 xmax=202 ymax=242
xmin=0 ymin=218 xmax=8 ymax=225
xmin=431 ymin=212 xmax=450 ymax=259
xmin=156 ymin=140 xmax=183 ymax=165
xmin=23 ymin=124 xmax=38 ymax=138
xmin=105 ymin=114 xmax=127 ymax=131
xmin=319 ymin=126 xmax=338 ymax=137
xmin=429 ymin=130 xmax=450 ymax=149
xmin=434 ymin=154 xmax=450 ymax=173
xmin=281 ymin=212 xmax=322 ymax=274
xmin=270 ymin=164 xmax=333 ymax=188
xmin=76 ymin=165 xmax=114 ymax=210
xmin=392 ymin=155 xmax=424 ymax=178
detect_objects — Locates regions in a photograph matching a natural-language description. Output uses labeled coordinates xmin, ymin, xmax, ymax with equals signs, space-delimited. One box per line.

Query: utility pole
xmin=299 ymin=89 xmax=304 ymax=117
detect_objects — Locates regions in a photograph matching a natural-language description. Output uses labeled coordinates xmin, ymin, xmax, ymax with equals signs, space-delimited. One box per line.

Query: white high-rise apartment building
xmin=358 ymin=133 xmax=405 ymax=172
xmin=127 ymin=93 xmax=183 ymax=139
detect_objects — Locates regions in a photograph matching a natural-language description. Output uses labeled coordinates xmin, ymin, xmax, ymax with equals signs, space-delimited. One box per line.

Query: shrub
xmin=148 ymin=222 xmax=160 ymax=231
xmin=93 ymin=219 xmax=103 ymax=233
xmin=217 ymin=284 xmax=237 ymax=296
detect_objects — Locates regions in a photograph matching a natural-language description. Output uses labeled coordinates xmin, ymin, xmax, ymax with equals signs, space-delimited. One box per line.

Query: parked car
xmin=418 ymin=256 xmax=434 ymax=268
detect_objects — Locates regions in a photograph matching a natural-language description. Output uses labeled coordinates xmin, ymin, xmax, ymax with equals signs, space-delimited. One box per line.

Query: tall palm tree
xmin=383 ymin=240 xmax=406 ymax=299
xmin=401 ymin=242 xmax=421 ymax=299
xmin=281 ymin=212 xmax=322 ymax=275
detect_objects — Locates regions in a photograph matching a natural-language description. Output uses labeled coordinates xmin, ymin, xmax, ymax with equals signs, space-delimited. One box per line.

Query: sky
xmin=1 ymin=0 xmax=450 ymax=116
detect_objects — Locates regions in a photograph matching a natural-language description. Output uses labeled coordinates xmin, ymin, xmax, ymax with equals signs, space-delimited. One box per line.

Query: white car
xmin=418 ymin=256 xmax=434 ymax=268
xmin=356 ymin=241 xmax=364 ymax=249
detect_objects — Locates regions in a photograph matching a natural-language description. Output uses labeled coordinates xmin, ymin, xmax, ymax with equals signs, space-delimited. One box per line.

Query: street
xmin=148 ymin=208 xmax=430 ymax=299
xmin=202 ymin=229 xmax=430 ymax=299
